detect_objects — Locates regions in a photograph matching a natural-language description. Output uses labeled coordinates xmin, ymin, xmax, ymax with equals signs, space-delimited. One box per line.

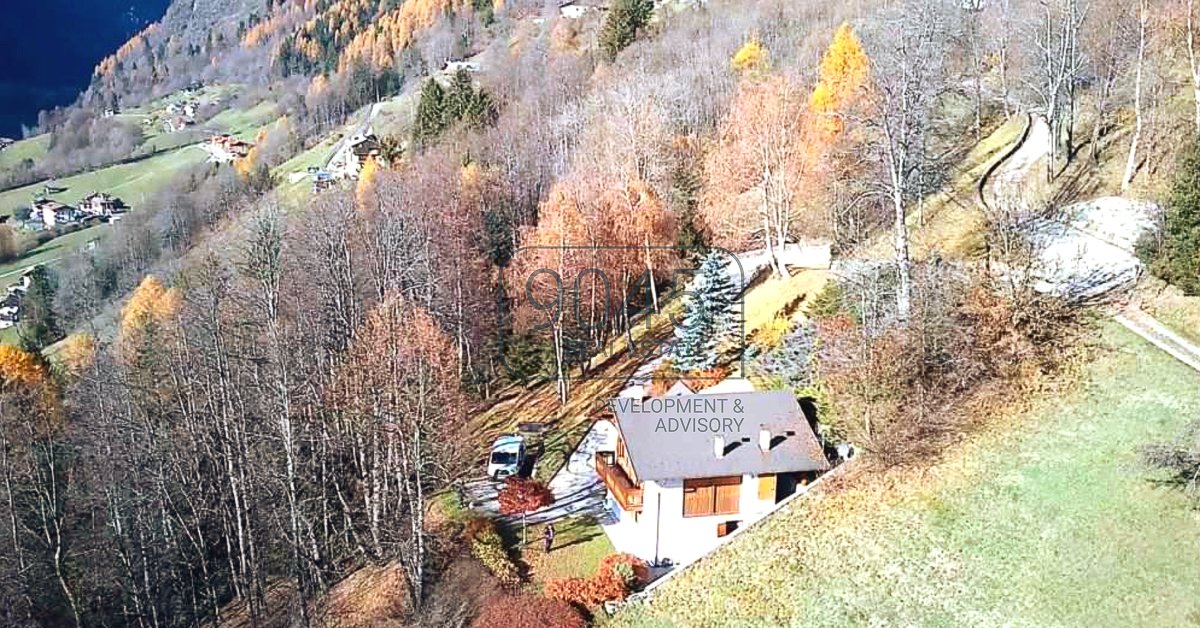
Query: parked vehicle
xmin=487 ymin=435 xmax=525 ymax=480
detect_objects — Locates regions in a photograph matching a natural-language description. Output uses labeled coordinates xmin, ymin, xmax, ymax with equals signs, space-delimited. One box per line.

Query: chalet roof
xmin=611 ymin=391 xmax=829 ymax=482
xmin=32 ymin=198 xmax=67 ymax=211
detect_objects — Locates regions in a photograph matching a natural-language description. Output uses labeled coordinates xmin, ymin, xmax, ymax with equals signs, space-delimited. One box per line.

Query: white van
xmin=487 ymin=435 xmax=525 ymax=480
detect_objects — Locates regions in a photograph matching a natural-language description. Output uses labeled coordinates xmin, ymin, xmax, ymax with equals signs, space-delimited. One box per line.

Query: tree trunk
xmin=1122 ymin=0 xmax=1147 ymax=192
xmin=1190 ymin=0 xmax=1200 ymax=134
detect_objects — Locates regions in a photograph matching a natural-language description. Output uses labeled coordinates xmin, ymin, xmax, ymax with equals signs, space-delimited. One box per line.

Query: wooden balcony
xmin=595 ymin=451 xmax=643 ymax=512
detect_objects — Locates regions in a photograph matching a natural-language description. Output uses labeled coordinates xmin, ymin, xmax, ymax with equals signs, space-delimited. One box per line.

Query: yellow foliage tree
xmin=731 ymin=38 xmax=769 ymax=74
xmin=59 ymin=333 xmax=97 ymax=376
xmin=809 ymin=23 xmax=869 ymax=136
xmin=120 ymin=276 xmax=181 ymax=341
xmin=356 ymin=157 xmax=380 ymax=211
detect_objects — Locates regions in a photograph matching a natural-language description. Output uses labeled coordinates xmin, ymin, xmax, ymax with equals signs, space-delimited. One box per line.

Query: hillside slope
xmin=614 ymin=323 xmax=1200 ymax=627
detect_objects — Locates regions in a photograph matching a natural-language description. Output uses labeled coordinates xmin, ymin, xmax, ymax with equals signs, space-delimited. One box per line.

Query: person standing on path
xmin=543 ymin=522 xmax=556 ymax=553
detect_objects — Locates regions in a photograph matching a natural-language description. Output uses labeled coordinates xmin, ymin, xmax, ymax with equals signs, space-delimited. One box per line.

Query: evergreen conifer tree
xmin=599 ymin=0 xmax=654 ymax=62
xmin=18 ymin=266 xmax=62 ymax=353
xmin=672 ymin=252 xmax=738 ymax=370
xmin=1147 ymin=140 xmax=1200 ymax=294
xmin=412 ymin=79 xmax=448 ymax=147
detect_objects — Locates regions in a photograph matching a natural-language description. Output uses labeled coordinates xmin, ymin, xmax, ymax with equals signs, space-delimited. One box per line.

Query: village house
xmin=328 ymin=132 xmax=382 ymax=180
xmin=598 ymin=390 xmax=830 ymax=566
xmin=33 ymin=198 xmax=78 ymax=227
xmin=205 ymin=134 xmax=254 ymax=163
xmin=79 ymin=192 xmax=122 ymax=218
xmin=0 ymin=272 xmax=32 ymax=330
xmin=163 ymin=115 xmax=193 ymax=133
xmin=444 ymin=60 xmax=482 ymax=74
xmin=559 ymin=0 xmax=607 ymax=18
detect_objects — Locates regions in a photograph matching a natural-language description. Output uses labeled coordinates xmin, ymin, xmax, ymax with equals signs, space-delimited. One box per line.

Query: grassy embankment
xmin=614 ymin=323 xmax=1200 ymax=627
xmin=0 ymin=135 xmax=50 ymax=172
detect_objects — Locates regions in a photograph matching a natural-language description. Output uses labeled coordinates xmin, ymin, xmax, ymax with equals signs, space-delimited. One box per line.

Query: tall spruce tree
xmin=412 ymin=79 xmax=448 ymax=147
xmin=672 ymin=252 xmax=738 ymax=370
xmin=446 ymin=69 xmax=497 ymax=128
xmin=599 ymin=0 xmax=654 ymax=62
xmin=18 ymin=265 xmax=62 ymax=353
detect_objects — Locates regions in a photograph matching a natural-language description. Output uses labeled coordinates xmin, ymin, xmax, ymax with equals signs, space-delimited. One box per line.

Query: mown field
xmin=0 ymin=145 xmax=210 ymax=218
xmin=0 ymin=134 xmax=50 ymax=171
xmin=613 ymin=323 xmax=1200 ymax=627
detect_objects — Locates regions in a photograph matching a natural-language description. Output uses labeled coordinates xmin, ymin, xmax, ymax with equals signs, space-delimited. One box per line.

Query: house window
xmin=757 ymin=474 xmax=777 ymax=501
xmin=682 ymin=476 xmax=741 ymax=517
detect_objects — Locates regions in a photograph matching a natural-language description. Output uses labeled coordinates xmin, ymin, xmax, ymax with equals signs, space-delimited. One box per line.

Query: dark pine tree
xmin=672 ymin=252 xmax=737 ymax=371
xmin=599 ymin=0 xmax=654 ymax=62
xmin=412 ymin=79 xmax=449 ymax=148
xmin=18 ymin=265 xmax=62 ymax=353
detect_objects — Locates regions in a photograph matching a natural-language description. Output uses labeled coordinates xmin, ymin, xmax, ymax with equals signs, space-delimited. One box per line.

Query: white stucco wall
xmin=603 ymin=474 xmax=776 ymax=565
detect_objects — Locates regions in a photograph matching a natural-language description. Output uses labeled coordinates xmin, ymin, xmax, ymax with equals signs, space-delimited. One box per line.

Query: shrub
xmin=465 ymin=516 xmax=521 ymax=586
xmin=750 ymin=315 xmax=792 ymax=352
xmin=463 ymin=516 xmax=497 ymax=542
xmin=471 ymin=594 xmax=586 ymax=628
xmin=498 ymin=477 xmax=555 ymax=517
xmin=471 ymin=537 xmax=521 ymax=587
xmin=597 ymin=553 xmax=649 ymax=590
xmin=545 ymin=553 xmax=650 ymax=606
xmin=544 ymin=576 xmax=597 ymax=606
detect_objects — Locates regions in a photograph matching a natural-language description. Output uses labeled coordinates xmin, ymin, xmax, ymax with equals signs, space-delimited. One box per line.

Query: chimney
xmin=714 ymin=436 xmax=725 ymax=459
xmin=759 ymin=428 xmax=771 ymax=453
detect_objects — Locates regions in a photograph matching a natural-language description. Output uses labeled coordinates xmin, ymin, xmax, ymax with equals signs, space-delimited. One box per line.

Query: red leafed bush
xmin=544 ymin=577 xmax=598 ymax=606
xmin=470 ymin=594 xmax=586 ymax=628
xmin=597 ymin=553 xmax=650 ymax=588
xmin=498 ymin=477 xmax=554 ymax=516
xmin=546 ymin=553 xmax=651 ymax=606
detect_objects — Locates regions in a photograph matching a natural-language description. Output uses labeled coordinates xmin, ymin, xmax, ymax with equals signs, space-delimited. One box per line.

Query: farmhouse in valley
xmin=0 ymin=271 xmax=33 ymax=330
xmin=32 ymin=197 xmax=78 ymax=227
xmin=205 ymin=134 xmax=254 ymax=162
xmin=327 ymin=132 xmax=382 ymax=180
xmin=598 ymin=390 xmax=830 ymax=566
xmin=79 ymin=192 xmax=122 ymax=218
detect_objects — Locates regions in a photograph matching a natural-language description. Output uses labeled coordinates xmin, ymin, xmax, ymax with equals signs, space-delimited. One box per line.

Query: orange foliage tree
xmin=512 ymin=176 xmax=678 ymax=402
xmin=731 ymin=38 xmax=769 ymax=74
xmin=330 ymin=295 xmax=467 ymax=603
xmin=120 ymin=275 xmax=181 ymax=342
xmin=355 ymin=156 xmax=380 ymax=211
xmin=701 ymin=74 xmax=823 ymax=275
xmin=337 ymin=0 xmax=474 ymax=71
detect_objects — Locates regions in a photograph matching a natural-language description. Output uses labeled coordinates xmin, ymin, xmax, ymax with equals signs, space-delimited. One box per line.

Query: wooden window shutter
xmin=714 ymin=479 xmax=741 ymax=515
xmin=683 ymin=479 xmax=715 ymax=517
xmin=757 ymin=474 xmax=777 ymax=501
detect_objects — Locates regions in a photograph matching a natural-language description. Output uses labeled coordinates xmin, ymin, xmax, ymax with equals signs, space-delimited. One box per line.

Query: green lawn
xmin=0 ymin=145 xmax=209 ymax=218
xmin=522 ymin=516 xmax=615 ymax=586
xmin=0 ymin=134 xmax=50 ymax=173
xmin=615 ymin=323 xmax=1200 ymax=627
xmin=206 ymin=100 xmax=278 ymax=139
xmin=0 ymin=226 xmax=107 ymax=289
xmin=273 ymin=134 xmax=342 ymax=205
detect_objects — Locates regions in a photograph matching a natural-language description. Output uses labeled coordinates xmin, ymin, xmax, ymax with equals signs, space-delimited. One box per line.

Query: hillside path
xmin=1114 ymin=306 xmax=1200 ymax=372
